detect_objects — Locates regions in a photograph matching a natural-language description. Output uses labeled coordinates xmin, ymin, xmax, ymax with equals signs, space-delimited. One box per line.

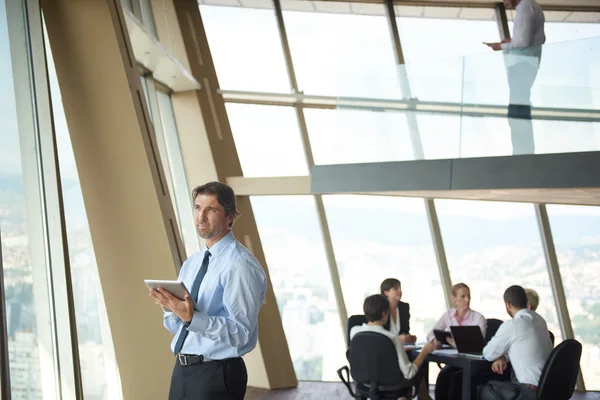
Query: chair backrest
xmin=548 ymin=330 xmax=555 ymax=346
xmin=485 ymin=318 xmax=503 ymax=343
xmin=346 ymin=314 xmax=367 ymax=347
xmin=537 ymin=339 xmax=582 ymax=400
xmin=348 ymin=331 xmax=405 ymax=386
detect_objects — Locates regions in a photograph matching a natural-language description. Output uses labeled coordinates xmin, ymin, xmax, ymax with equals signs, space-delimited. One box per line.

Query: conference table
xmin=426 ymin=349 xmax=492 ymax=400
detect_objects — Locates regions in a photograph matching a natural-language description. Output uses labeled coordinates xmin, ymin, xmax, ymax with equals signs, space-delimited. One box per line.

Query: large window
xmin=283 ymin=1 xmax=403 ymax=99
xmin=323 ymin=195 xmax=446 ymax=343
xmin=396 ymin=6 xmax=502 ymax=105
xmin=435 ymin=200 xmax=562 ymax=342
xmin=547 ymin=204 xmax=600 ymax=390
xmin=2 ymin=1 xmax=53 ymax=397
xmin=226 ymin=104 xmax=308 ymax=177
xmin=200 ymin=5 xmax=290 ymax=93
xmin=305 ymin=109 xmax=414 ymax=165
xmin=251 ymin=196 xmax=345 ymax=381
xmin=46 ymin=30 xmax=121 ymax=400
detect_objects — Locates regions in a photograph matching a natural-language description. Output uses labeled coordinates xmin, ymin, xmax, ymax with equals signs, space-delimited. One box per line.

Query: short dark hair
xmin=380 ymin=278 xmax=401 ymax=295
xmin=192 ymin=182 xmax=241 ymax=228
xmin=363 ymin=294 xmax=389 ymax=322
xmin=503 ymin=285 xmax=528 ymax=309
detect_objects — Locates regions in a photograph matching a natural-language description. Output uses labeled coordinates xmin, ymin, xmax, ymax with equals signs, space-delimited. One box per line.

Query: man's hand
xmin=399 ymin=334 xmax=417 ymax=344
xmin=149 ymin=288 xmax=194 ymax=323
xmin=491 ymin=356 xmax=508 ymax=374
xmin=484 ymin=42 xmax=502 ymax=51
xmin=501 ymin=38 xmax=511 ymax=44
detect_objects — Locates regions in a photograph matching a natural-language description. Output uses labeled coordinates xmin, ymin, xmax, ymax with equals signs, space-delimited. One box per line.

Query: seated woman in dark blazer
xmin=381 ymin=278 xmax=416 ymax=343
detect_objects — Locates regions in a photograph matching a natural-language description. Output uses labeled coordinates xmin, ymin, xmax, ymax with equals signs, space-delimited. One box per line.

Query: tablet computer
xmin=145 ymin=280 xmax=189 ymax=312
xmin=433 ymin=329 xmax=452 ymax=343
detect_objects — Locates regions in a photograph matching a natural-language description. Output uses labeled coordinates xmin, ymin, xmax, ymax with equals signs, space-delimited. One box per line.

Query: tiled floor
xmin=245 ymin=382 xmax=599 ymax=399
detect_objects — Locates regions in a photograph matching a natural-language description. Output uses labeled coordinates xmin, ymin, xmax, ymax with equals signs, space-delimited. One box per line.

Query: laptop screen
xmin=449 ymin=326 xmax=485 ymax=354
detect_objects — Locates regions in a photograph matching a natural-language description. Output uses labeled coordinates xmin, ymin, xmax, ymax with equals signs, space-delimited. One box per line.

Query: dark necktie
xmin=173 ymin=250 xmax=211 ymax=354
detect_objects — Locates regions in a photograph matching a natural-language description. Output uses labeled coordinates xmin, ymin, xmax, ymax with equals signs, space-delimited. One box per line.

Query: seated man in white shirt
xmin=350 ymin=295 xmax=434 ymax=399
xmin=482 ymin=285 xmax=553 ymax=400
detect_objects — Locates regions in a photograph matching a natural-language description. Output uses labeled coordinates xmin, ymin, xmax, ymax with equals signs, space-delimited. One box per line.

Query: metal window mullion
xmin=27 ymin=0 xmax=84 ymax=398
xmin=273 ymin=0 xmax=348 ymax=341
xmin=534 ymin=204 xmax=585 ymax=391
xmin=385 ymin=0 xmax=453 ymax=308
xmin=7 ymin=0 xmax=60 ymax=398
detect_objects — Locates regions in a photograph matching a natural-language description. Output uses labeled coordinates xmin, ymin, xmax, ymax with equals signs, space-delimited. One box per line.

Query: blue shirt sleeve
xmin=187 ymin=256 xmax=266 ymax=349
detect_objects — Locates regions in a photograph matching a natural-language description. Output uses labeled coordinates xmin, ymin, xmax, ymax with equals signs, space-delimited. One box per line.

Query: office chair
xmin=346 ymin=314 xmax=367 ymax=348
xmin=537 ymin=339 xmax=582 ymax=399
xmin=485 ymin=318 xmax=503 ymax=343
xmin=338 ymin=331 xmax=417 ymax=400
xmin=548 ymin=330 xmax=555 ymax=346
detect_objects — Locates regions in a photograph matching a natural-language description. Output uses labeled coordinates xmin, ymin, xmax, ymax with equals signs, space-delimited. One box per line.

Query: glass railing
xmin=334 ymin=37 xmax=600 ymax=162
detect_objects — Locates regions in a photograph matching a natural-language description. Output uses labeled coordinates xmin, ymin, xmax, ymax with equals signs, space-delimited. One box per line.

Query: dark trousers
xmin=169 ymin=357 xmax=247 ymax=400
xmin=435 ymin=365 xmax=505 ymax=400
xmin=506 ymin=61 xmax=540 ymax=155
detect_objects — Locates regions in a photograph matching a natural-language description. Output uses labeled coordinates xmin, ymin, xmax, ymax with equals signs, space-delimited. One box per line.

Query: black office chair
xmin=479 ymin=339 xmax=582 ymax=400
xmin=485 ymin=318 xmax=503 ymax=344
xmin=337 ymin=331 xmax=417 ymax=400
xmin=548 ymin=330 xmax=555 ymax=346
xmin=346 ymin=314 xmax=367 ymax=348
xmin=537 ymin=338 xmax=582 ymax=399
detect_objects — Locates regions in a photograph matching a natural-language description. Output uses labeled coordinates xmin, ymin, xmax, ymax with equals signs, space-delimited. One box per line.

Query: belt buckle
xmin=178 ymin=354 xmax=188 ymax=366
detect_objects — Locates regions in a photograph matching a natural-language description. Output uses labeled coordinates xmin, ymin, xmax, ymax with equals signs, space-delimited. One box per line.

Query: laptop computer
xmin=449 ymin=325 xmax=486 ymax=359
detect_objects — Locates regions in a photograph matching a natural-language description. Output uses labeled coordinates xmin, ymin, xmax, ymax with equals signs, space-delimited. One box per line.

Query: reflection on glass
xmin=250 ymin=196 xmax=345 ymax=381
xmin=200 ymin=5 xmax=290 ymax=93
xmin=1 ymin=1 xmax=46 ymax=397
xmin=283 ymin=2 xmax=403 ymax=99
xmin=305 ymin=109 xmax=413 ymax=165
xmin=45 ymin=21 xmax=120 ymax=400
xmin=322 ymin=195 xmax=445 ymax=343
xmin=547 ymin=204 xmax=600 ymax=390
xmin=226 ymin=104 xmax=308 ymax=177
xmin=435 ymin=200 xmax=563 ymax=343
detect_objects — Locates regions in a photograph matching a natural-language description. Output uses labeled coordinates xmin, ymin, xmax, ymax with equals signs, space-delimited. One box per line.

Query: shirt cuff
xmin=501 ymin=42 xmax=513 ymax=50
xmin=188 ymin=311 xmax=209 ymax=333
xmin=166 ymin=312 xmax=180 ymax=321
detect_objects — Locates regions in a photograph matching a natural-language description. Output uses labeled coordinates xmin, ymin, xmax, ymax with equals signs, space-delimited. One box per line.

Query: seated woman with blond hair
xmin=427 ymin=283 xmax=487 ymax=400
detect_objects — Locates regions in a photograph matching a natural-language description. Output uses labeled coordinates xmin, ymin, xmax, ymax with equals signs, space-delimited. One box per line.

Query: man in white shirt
xmin=482 ymin=285 xmax=553 ymax=400
xmin=485 ymin=0 xmax=545 ymax=155
xmin=350 ymin=295 xmax=434 ymax=399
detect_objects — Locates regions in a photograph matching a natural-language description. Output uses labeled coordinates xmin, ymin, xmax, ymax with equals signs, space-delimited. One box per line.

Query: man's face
xmin=504 ymin=0 xmax=515 ymax=9
xmin=193 ymin=194 xmax=232 ymax=245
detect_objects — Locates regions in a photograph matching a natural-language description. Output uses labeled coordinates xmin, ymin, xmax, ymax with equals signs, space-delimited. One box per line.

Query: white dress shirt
xmin=350 ymin=324 xmax=418 ymax=379
xmin=390 ymin=307 xmax=401 ymax=336
xmin=503 ymin=0 xmax=546 ymax=67
xmin=483 ymin=309 xmax=553 ymax=386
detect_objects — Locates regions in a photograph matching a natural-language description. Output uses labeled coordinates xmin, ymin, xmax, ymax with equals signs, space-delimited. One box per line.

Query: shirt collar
xmin=450 ymin=308 xmax=471 ymax=318
xmin=204 ymin=230 xmax=234 ymax=259
xmin=514 ymin=308 xmax=532 ymax=319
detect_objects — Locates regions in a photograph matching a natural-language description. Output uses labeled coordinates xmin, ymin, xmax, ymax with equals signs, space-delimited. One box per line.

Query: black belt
xmin=176 ymin=354 xmax=214 ymax=366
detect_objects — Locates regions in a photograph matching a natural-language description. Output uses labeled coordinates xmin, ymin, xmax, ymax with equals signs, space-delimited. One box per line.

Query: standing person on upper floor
xmin=484 ymin=0 xmax=545 ymax=155
xmin=481 ymin=285 xmax=553 ymax=400
xmin=427 ymin=283 xmax=487 ymax=400
xmin=381 ymin=278 xmax=416 ymax=344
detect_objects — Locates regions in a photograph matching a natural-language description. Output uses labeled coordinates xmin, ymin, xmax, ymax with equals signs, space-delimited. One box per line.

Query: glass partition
xmin=335 ymin=37 xmax=600 ymax=161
